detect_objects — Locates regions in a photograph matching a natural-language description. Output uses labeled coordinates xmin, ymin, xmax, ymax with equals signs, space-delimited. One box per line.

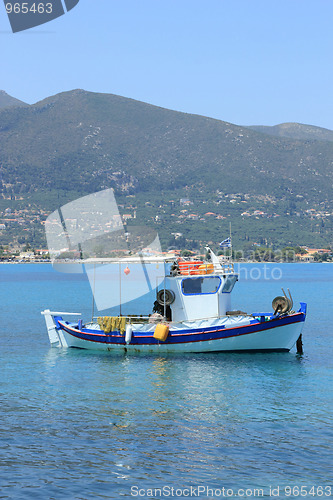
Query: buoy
xmin=125 ymin=324 xmax=133 ymax=344
xmin=124 ymin=266 xmax=130 ymax=275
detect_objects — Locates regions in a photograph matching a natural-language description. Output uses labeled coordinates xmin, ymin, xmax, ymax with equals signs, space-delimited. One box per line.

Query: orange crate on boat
xmin=178 ymin=260 xmax=203 ymax=275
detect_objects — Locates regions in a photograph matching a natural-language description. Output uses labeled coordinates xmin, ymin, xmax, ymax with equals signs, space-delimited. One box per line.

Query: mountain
xmin=247 ymin=122 xmax=333 ymax=142
xmin=0 ymin=90 xmax=27 ymax=110
xmin=0 ymin=89 xmax=332 ymax=250
xmin=1 ymin=89 xmax=332 ymax=200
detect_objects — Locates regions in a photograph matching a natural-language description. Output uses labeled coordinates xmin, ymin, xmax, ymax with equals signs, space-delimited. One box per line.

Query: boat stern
xmin=41 ymin=309 xmax=62 ymax=347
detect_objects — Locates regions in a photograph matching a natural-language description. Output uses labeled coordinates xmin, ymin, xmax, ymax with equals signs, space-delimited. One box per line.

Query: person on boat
xmin=152 ymin=300 xmax=172 ymax=322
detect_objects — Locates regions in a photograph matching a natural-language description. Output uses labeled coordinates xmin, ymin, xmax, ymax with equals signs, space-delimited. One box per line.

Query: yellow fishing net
xmin=97 ymin=316 xmax=126 ymax=334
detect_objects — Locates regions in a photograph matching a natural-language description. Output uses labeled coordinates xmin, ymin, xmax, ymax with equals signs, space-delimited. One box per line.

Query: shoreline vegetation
xmin=0 ymin=245 xmax=332 ymax=264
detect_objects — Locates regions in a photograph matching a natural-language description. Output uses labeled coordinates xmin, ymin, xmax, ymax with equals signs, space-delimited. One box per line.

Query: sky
xmin=1 ymin=0 xmax=333 ymax=129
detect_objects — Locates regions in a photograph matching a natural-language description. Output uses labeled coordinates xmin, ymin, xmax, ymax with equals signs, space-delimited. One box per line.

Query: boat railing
xmin=91 ymin=312 xmax=250 ymax=327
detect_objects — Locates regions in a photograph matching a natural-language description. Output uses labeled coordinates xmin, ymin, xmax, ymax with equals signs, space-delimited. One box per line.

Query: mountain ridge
xmin=247 ymin=122 xmax=333 ymax=142
xmin=1 ymin=88 xmax=332 ymax=199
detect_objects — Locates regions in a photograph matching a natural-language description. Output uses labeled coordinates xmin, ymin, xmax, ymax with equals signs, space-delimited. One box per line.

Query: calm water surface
xmin=0 ymin=263 xmax=332 ymax=499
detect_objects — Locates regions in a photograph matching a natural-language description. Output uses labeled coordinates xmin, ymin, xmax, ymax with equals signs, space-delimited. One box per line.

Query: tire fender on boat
xmin=156 ymin=289 xmax=175 ymax=306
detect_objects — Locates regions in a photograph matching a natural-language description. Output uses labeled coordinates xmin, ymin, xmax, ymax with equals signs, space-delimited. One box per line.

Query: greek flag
xmin=220 ymin=237 xmax=231 ymax=248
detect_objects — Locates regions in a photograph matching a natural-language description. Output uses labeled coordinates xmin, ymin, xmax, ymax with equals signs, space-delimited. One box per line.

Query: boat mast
xmin=229 ymin=222 xmax=232 ymax=262
xmin=91 ymin=263 xmax=96 ymax=321
xmin=119 ymin=262 xmax=122 ymax=316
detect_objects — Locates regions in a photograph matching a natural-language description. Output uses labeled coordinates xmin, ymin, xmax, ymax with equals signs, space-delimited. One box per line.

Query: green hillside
xmin=0 ymin=89 xmax=332 ymax=252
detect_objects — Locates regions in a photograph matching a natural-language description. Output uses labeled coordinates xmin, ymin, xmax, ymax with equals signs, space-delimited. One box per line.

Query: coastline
xmin=1 ymin=260 xmax=332 ymax=265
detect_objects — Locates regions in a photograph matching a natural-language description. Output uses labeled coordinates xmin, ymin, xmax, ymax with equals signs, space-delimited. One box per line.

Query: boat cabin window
xmin=181 ymin=276 xmax=221 ymax=295
xmin=221 ymin=275 xmax=237 ymax=293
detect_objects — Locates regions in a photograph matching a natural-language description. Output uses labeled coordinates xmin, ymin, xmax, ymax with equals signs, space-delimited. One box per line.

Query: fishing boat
xmin=41 ymin=247 xmax=307 ymax=353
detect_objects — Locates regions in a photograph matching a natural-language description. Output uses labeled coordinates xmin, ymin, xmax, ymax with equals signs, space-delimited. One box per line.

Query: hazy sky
xmin=1 ymin=0 xmax=333 ymax=129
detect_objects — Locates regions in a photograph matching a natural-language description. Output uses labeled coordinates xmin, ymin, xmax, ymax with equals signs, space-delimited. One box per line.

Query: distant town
xmin=1 ymin=195 xmax=333 ymax=263
xmin=0 ymin=191 xmax=333 ymax=262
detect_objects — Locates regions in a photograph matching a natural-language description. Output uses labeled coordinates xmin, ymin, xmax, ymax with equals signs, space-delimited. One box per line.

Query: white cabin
xmin=163 ymin=269 xmax=238 ymax=322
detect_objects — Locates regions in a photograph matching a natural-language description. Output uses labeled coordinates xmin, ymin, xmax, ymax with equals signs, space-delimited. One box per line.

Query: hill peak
xmin=247 ymin=122 xmax=333 ymax=142
xmin=0 ymin=90 xmax=28 ymax=109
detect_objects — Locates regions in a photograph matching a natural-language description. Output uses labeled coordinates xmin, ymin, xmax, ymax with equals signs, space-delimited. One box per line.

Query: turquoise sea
xmin=0 ymin=263 xmax=332 ymax=499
